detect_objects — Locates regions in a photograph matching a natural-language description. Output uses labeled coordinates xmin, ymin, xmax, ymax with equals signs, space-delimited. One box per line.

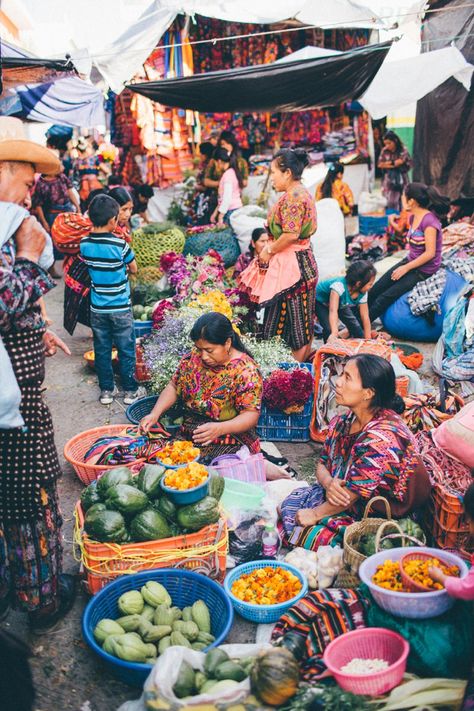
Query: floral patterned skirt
xmin=176 ymin=409 xmax=260 ymax=464
xmin=0 ymin=485 xmax=63 ymax=612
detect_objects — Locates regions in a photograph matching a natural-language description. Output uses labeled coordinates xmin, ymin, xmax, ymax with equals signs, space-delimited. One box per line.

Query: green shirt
xmin=316 ymin=277 xmax=368 ymax=307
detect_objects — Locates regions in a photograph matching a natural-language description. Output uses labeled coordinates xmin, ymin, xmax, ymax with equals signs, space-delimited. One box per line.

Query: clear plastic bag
xmin=117 ymin=644 xmax=270 ymax=711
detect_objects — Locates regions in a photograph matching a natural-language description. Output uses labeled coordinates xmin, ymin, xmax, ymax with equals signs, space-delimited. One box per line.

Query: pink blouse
xmin=218 ymin=168 xmax=242 ymax=213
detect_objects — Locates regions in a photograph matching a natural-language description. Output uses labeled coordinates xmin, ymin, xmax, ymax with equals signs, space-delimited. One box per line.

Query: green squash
xmin=155 ymin=495 xmax=178 ymax=522
xmin=130 ymin=509 xmax=171 ymax=542
xmin=105 ymin=484 xmax=149 ymax=516
xmin=208 ymin=472 xmax=225 ymax=501
xmin=176 ymin=496 xmax=220 ymax=532
xmin=96 ymin=466 xmax=133 ymax=497
xmin=137 ymin=464 xmax=166 ymax=499
xmin=80 ymin=481 xmax=102 ymax=511
xmin=84 ymin=508 xmax=128 ymax=543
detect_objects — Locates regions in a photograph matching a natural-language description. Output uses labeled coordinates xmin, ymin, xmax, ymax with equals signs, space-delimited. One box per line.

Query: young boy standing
xmin=80 ymin=194 xmax=141 ymax=405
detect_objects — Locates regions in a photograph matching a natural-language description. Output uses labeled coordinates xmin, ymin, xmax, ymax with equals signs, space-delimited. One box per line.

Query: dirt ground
xmin=3 ymin=275 xmax=437 ymax=711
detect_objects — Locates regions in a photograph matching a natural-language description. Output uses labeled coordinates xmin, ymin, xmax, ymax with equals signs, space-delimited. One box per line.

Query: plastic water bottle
xmin=262 ymin=523 xmax=279 ymax=558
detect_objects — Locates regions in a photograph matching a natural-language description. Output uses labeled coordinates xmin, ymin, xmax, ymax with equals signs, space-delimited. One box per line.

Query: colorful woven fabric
xmin=271 ymin=588 xmax=370 ymax=681
xmin=83 ymin=433 xmax=161 ymax=466
xmin=416 ymin=430 xmax=472 ymax=493
xmin=320 ymin=409 xmax=418 ymax=514
xmin=403 ymin=393 xmax=464 ymax=434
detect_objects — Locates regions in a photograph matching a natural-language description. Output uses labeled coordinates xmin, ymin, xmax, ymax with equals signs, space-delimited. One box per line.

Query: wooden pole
xmin=257 ymin=112 xmax=289 ymax=207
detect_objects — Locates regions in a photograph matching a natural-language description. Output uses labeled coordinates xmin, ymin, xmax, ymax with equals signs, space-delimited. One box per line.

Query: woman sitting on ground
xmin=140 ymin=312 xmax=290 ymax=479
xmin=279 ymin=355 xmax=431 ymax=550
xmin=315 ymin=162 xmax=354 ymax=216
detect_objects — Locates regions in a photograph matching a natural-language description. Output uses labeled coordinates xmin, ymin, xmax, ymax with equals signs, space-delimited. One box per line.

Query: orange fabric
xmin=51 ymin=212 xmax=131 ymax=256
xmin=398 ymin=352 xmax=424 ymax=371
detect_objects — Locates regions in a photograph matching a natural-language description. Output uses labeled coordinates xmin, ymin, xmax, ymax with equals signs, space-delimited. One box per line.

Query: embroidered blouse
xmin=172 ymin=351 xmax=262 ymax=422
xmin=268 ymin=185 xmax=317 ymax=241
xmin=320 ymin=408 xmax=418 ymax=517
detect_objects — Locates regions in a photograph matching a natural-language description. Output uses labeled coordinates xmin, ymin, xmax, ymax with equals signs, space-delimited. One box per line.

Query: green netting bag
xmin=183 ymin=227 xmax=241 ymax=268
xmin=132 ymin=224 xmax=186 ymax=270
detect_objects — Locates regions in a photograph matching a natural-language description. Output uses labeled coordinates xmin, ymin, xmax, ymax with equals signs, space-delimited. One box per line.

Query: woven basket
xmin=343 ymin=497 xmax=393 ymax=576
xmin=183 ymin=228 xmax=240 ymax=268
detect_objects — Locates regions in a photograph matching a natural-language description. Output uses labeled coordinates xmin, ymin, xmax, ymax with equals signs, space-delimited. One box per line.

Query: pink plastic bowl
xmin=323 ymin=627 xmax=409 ymax=697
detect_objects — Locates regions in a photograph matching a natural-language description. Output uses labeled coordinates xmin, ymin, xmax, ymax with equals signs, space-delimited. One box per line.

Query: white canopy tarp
xmin=92 ymin=0 xmax=388 ymax=93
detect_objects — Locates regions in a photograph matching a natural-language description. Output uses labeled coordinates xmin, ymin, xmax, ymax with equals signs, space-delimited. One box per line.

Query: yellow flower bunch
xmin=189 ymin=290 xmax=241 ymax=334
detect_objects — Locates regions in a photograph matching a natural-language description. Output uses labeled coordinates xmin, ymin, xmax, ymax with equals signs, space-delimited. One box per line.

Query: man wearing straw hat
xmin=0 ymin=118 xmax=76 ymax=634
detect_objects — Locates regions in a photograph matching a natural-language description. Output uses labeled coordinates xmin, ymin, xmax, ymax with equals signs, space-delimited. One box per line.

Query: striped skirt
xmin=262 ymin=249 xmax=318 ymax=351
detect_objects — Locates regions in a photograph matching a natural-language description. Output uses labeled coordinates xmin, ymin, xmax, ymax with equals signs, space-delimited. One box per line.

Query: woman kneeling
xmin=140 ymin=312 xmax=288 ymax=479
xmin=280 ymin=354 xmax=430 ymax=549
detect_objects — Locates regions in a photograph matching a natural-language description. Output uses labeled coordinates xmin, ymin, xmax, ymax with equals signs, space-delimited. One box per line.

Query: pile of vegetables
xmin=356 ymin=519 xmax=425 ymax=558
xmin=80 ymin=464 xmax=224 ymax=544
xmin=93 ymin=581 xmax=216 ymax=665
xmin=132 ymin=304 xmax=155 ymax=322
xmin=172 ymin=647 xmax=255 ymax=698
xmin=231 ymin=566 xmax=302 ymax=605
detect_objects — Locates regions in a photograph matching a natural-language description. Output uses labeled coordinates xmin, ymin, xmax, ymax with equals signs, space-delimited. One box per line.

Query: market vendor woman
xmin=238 ymin=148 xmax=318 ymax=362
xmin=279 ymin=355 xmax=431 ymax=549
xmin=140 ymin=312 xmax=289 ymax=479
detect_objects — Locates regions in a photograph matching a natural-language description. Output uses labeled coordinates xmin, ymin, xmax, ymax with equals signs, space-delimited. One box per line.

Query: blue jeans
xmin=90 ymin=309 xmax=137 ymax=391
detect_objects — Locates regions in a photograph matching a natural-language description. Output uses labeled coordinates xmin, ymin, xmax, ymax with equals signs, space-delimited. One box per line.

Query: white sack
xmin=229 ymin=205 xmax=267 ymax=254
xmin=311 ymin=198 xmax=346 ymax=281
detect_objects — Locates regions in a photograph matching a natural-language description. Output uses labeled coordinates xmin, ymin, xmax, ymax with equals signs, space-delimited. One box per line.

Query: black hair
xmin=108 ymin=186 xmax=133 ymax=206
xmin=218 ymin=131 xmax=245 ymax=188
xmin=249 ymin=227 xmax=267 ymax=256
xmin=320 ymin=161 xmax=344 ymax=199
xmin=346 ymin=260 xmax=376 ymax=289
xmin=404 ymin=182 xmax=450 ymax=219
xmin=463 ymin=481 xmax=474 ymax=520
xmin=107 ymin=174 xmax=122 ymax=187
xmin=190 ymin=312 xmax=253 ymax=357
xmin=136 ymin=184 xmax=154 ymax=199
xmin=273 ymin=148 xmax=309 ymax=180
xmin=84 ymin=187 xmax=106 ymax=210
xmin=214 ymin=147 xmax=244 ymax=189
xmin=219 ymin=130 xmax=239 ymax=152
xmin=199 ymin=141 xmax=215 ymax=159
xmin=383 ymin=130 xmax=404 ymax=154
xmin=348 ymin=354 xmax=405 ymax=414
xmin=88 ymin=194 xmax=120 ymax=227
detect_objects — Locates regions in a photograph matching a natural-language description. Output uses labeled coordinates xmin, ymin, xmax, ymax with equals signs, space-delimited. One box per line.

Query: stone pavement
xmin=3 ymin=275 xmax=436 ymax=711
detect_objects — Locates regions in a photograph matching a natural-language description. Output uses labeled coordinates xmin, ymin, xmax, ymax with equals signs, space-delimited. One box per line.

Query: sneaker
xmin=29 ymin=574 xmax=78 ymax=636
xmin=100 ymin=387 xmax=118 ymax=405
xmin=123 ymin=386 xmax=147 ymax=405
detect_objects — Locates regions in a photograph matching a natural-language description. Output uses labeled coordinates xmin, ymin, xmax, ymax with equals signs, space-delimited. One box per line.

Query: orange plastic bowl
xmin=399 ymin=551 xmax=456 ymax=593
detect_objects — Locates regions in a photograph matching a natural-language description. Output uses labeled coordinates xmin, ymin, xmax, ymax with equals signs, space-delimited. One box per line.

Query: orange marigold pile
xmin=158 ymin=440 xmax=200 ymax=466
xmin=164 ymin=462 xmax=208 ymax=490
xmin=373 ymin=557 xmax=459 ymax=592
xmin=231 ymin=566 xmax=302 ymax=605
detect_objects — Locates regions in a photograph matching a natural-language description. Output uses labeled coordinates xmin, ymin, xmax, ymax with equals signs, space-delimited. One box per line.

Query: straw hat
xmin=0 ymin=117 xmax=61 ymax=174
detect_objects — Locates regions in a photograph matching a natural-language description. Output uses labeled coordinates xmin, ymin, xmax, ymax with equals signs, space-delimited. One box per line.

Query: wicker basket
xmin=64 ymin=425 xmax=146 ymax=486
xmin=343 ymin=497 xmax=393 ymax=576
xmin=74 ymin=503 xmax=228 ymax=594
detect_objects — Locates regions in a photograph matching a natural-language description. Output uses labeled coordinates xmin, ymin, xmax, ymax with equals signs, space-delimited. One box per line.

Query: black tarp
xmin=413 ymin=0 xmax=473 ymax=196
xmin=127 ymin=42 xmax=391 ymax=113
